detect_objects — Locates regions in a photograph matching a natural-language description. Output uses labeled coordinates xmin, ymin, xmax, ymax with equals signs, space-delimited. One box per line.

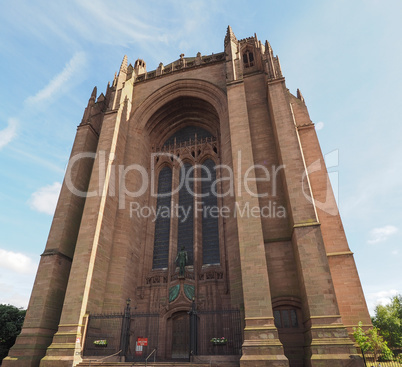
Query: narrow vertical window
xmin=178 ymin=162 xmax=194 ymax=265
xmin=243 ymin=51 xmax=254 ymax=68
xmin=152 ymin=166 xmax=172 ymax=269
xmin=201 ymin=159 xmax=220 ymax=264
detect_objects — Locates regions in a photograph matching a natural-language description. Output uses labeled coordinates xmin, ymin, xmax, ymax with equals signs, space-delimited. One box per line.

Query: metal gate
xmin=83 ymin=303 xmax=242 ymax=359
xmin=197 ymin=308 xmax=242 ymax=356
xmin=83 ymin=310 xmax=159 ymax=359
xmin=125 ymin=313 xmax=159 ymax=362
xmin=83 ymin=313 xmax=124 ymax=356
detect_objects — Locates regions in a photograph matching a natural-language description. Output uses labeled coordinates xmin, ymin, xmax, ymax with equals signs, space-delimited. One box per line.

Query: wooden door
xmin=171 ymin=312 xmax=189 ymax=359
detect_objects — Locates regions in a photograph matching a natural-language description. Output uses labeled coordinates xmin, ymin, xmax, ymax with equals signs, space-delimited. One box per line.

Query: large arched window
xmin=152 ymin=166 xmax=172 ymax=269
xmin=151 ymin=125 xmax=220 ymax=273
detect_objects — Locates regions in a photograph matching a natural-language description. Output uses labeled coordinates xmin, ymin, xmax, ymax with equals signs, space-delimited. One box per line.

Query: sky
xmin=0 ymin=0 xmax=401 ymax=315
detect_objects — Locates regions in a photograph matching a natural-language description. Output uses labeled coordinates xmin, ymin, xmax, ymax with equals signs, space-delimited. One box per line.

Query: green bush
xmin=353 ymin=321 xmax=393 ymax=363
xmin=0 ymin=304 xmax=26 ymax=363
xmin=377 ymin=346 xmax=394 ymax=361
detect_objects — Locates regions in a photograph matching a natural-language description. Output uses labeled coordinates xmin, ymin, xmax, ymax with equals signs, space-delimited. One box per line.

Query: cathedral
xmin=4 ymin=27 xmax=371 ymax=367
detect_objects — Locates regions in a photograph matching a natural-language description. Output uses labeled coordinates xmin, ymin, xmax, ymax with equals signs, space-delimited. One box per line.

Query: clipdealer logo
xmin=63 ymin=149 xmax=340 ymax=218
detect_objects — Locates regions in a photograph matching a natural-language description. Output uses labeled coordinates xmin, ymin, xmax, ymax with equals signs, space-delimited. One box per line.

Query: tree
xmin=0 ymin=304 xmax=26 ymax=363
xmin=353 ymin=322 xmax=393 ymax=362
xmin=372 ymin=294 xmax=402 ymax=349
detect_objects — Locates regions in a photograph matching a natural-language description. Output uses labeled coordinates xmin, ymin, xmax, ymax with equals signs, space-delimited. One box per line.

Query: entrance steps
xmin=77 ymin=363 xmax=210 ymax=367
xmin=77 ymin=361 xmax=239 ymax=367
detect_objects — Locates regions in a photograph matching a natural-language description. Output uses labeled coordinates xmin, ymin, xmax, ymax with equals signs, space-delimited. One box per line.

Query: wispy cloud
xmin=28 ymin=182 xmax=62 ymax=215
xmin=25 ymin=52 xmax=87 ymax=106
xmin=75 ymin=1 xmax=162 ymax=44
xmin=0 ymin=118 xmax=18 ymax=149
xmin=10 ymin=147 xmax=65 ymax=174
xmin=368 ymin=225 xmax=398 ymax=244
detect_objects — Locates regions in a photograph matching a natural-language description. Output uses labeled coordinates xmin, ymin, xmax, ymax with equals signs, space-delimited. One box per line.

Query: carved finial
xmin=225 ymin=25 xmax=237 ymax=45
xmin=81 ymin=86 xmax=97 ymax=124
xmin=265 ymin=40 xmax=273 ymax=54
xmin=104 ymin=81 xmax=111 ymax=106
xmin=179 ymin=54 xmax=185 ymax=68
xmin=120 ymin=55 xmax=128 ymax=73
xmin=195 ymin=52 xmax=202 ymax=66
xmin=113 ymin=72 xmax=118 ymax=87
xmin=97 ymin=93 xmax=105 ymax=103
xmin=156 ymin=62 xmax=164 ymax=76
xmin=297 ymin=89 xmax=305 ymax=103
xmin=91 ymin=86 xmax=97 ymax=99
xmin=134 ymin=59 xmax=147 ymax=75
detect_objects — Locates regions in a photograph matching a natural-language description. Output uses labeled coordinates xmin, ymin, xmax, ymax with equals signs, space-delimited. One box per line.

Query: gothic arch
xmin=130 ymin=79 xmax=228 ymax=138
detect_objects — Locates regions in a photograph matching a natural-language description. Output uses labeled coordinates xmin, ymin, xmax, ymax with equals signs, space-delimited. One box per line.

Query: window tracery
xmin=151 ymin=126 xmax=221 ymax=271
xmin=243 ymin=51 xmax=254 ymax=68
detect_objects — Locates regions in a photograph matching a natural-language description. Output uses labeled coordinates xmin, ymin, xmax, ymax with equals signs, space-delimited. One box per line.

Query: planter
xmin=210 ymin=338 xmax=227 ymax=346
xmin=93 ymin=340 xmax=108 ymax=347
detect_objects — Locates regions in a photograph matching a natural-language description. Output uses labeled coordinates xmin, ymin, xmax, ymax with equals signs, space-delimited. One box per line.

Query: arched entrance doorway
xmin=170 ymin=311 xmax=190 ymax=359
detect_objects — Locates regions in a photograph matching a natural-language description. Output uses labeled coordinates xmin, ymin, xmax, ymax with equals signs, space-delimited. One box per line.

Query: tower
xmin=4 ymin=27 xmax=371 ymax=367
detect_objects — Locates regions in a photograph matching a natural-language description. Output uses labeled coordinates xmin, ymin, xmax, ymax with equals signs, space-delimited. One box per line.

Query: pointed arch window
xmin=152 ymin=166 xmax=172 ymax=269
xmin=152 ymin=125 xmax=221 ymax=274
xmin=178 ymin=162 xmax=194 ymax=265
xmin=201 ymin=159 xmax=220 ymax=265
xmin=243 ymin=51 xmax=254 ymax=68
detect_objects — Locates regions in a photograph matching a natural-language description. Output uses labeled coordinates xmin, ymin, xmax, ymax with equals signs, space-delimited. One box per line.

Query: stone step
xmin=78 ymin=361 xmax=239 ymax=367
xmin=78 ymin=363 xmax=212 ymax=367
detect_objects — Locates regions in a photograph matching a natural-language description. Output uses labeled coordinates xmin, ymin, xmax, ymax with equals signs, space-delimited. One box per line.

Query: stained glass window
xmin=152 ymin=166 xmax=172 ymax=269
xmin=201 ymin=159 xmax=220 ymax=264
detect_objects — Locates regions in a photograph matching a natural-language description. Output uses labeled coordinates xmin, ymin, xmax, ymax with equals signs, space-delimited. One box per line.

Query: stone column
xmin=291 ymin=96 xmax=371 ymax=331
xmin=267 ymin=78 xmax=360 ymax=366
xmin=227 ymin=81 xmax=289 ymax=367
xmin=39 ymin=87 xmax=132 ymax=366
xmin=3 ymin=123 xmax=99 ymax=367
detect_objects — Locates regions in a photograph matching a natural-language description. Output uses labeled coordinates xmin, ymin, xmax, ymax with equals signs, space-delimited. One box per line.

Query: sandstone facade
xmin=4 ymin=27 xmax=371 ymax=367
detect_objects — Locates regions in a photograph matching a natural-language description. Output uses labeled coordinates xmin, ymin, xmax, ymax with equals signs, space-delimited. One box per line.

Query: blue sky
xmin=0 ymin=0 xmax=401 ymax=314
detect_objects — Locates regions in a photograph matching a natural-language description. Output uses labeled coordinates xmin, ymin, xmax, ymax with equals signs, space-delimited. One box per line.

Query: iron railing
xmin=83 ymin=305 xmax=242 ymax=360
xmin=197 ymin=309 xmax=242 ymax=356
xmin=360 ymin=349 xmax=402 ymax=366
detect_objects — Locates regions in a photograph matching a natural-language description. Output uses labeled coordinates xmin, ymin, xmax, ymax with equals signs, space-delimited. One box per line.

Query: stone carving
xmin=169 ymin=284 xmax=180 ymax=303
xmin=146 ymin=275 xmax=168 ymax=285
xmin=184 ymin=284 xmax=195 ymax=300
xmin=198 ymin=270 xmax=224 ymax=281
